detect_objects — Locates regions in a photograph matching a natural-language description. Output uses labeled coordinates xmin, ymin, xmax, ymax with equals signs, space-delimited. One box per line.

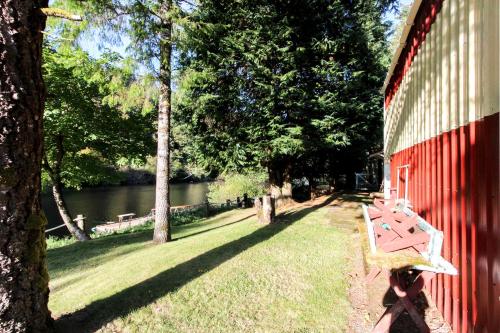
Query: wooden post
xmin=73 ymin=214 xmax=86 ymax=232
xmin=204 ymin=200 xmax=210 ymax=217
xmin=262 ymin=194 xmax=275 ymax=224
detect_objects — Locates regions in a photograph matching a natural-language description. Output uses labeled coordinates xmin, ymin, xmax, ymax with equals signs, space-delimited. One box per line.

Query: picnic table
xmin=361 ymin=198 xmax=457 ymax=333
xmin=117 ymin=213 xmax=136 ymax=223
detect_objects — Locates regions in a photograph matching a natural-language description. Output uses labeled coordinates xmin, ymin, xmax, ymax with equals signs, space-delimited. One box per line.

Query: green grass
xmin=49 ymin=195 xmax=357 ymax=333
xmin=47 ymin=235 xmax=78 ymax=250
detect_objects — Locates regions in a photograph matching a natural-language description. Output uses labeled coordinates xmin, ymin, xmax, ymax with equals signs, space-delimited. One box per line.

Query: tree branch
xmin=42 ymin=153 xmax=55 ymax=179
xmin=40 ymin=30 xmax=74 ymax=41
xmin=39 ymin=8 xmax=83 ymax=21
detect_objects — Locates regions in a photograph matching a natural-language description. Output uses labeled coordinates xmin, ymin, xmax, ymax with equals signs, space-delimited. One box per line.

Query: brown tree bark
xmin=51 ymin=181 xmax=90 ymax=241
xmin=153 ymin=0 xmax=172 ymax=244
xmin=0 ymin=0 xmax=52 ymax=331
xmin=43 ymin=136 xmax=90 ymax=241
xmin=268 ymin=161 xmax=293 ymax=207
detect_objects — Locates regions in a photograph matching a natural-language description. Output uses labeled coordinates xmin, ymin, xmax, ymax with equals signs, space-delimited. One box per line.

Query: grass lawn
xmin=50 ymin=195 xmax=362 ymax=333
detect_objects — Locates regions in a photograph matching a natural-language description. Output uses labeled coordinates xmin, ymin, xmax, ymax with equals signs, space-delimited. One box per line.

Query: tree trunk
xmin=268 ymin=161 xmax=293 ymax=207
xmin=153 ymin=1 xmax=173 ymax=244
xmin=281 ymin=163 xmax=293 ymax=199
xmin=51 ymin=180 xmax=90 ymax=241
xmin=43 ymin=135 xmax=90 ymax=241
xmin=0 ymin=0 xmax=52 ymax=331
xmin=261 ymin=195 xmax=275 ymax=224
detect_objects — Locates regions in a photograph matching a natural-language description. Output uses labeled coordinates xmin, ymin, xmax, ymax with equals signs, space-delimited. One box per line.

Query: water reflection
xmin=42 ymin=183 xmax=209 ymax=236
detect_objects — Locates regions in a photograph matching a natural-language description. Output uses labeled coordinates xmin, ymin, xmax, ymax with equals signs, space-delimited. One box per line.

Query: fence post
xmin=204 ymin=200 xmax=210 ymax=217
xmin=73 ymin=214 xmax=86 ymax=232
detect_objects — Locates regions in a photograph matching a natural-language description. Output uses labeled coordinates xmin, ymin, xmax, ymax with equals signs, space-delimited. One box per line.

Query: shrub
xmin=208 ymin=171 xmax=267 ymax=203
xmin=46 ymin=236 xmax=77 ymax=250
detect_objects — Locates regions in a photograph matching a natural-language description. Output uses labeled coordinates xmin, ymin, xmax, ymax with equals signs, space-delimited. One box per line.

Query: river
xmin=42 ymin=183 xmax=210 ymax=237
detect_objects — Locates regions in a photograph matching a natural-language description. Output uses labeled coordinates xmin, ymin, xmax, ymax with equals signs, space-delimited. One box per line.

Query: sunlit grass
xmin=49 ymin=196 xmax=357 ymax=332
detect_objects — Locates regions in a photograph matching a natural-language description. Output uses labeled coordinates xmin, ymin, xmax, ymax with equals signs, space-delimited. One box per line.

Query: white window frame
xmin=396 ymin=164 xmax=410 ymax=203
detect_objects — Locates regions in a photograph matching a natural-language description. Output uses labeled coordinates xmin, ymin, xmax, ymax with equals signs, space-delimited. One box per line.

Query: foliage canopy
xmin=42 ymin=44 xmax=156 ymax=190
xmin=175 ymin=0 xmax=396 ymax=187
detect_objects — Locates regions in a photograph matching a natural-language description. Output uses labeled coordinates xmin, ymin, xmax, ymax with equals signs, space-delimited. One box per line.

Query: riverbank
xmin=49 ymin=195 xmax=356 ymax=332
xmin=42 ymin=183 xmax=211 ymax=236
xmin=119 ymin=168 xmax=214 ymax=186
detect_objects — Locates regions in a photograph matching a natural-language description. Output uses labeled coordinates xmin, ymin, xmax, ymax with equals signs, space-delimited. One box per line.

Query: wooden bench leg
xmin=372 ymin=300 xmax=406 ymax=333
xmin=372 ymin=272 xmax=434 ymax=333
xmin=366 ymin=267 xmax=382 ymax=283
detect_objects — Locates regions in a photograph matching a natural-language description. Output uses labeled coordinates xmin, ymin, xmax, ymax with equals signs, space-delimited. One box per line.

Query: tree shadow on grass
xmin=334 ymin=191 xmax=373 ymax=205
xmin=174 ymin=213 xmax=255 ymax=241
xmin=48 ymin=231 xmax=153 ymax=276
xmin=55 ymin=197 xmax=332 ymax=332
xmin=49 ymin=212 xmax=254 ymax=276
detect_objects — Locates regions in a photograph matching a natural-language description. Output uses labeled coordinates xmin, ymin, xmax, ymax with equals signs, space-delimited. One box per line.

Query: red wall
xmin=390 ymin=112 xmax=499 ymax=333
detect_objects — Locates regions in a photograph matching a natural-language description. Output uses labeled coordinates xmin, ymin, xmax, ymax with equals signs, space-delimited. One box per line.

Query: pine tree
xmin=75 ymin=0 xmax=192 ymax=243
xmin=176 ymin=0 xmax=396 ymax=200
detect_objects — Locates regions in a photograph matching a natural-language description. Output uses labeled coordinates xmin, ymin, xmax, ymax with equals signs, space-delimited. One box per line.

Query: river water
xmin=42 ymin=183 xmax=209 ymax=236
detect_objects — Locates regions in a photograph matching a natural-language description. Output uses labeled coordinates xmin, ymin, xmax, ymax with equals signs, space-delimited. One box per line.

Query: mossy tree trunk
xmin=43 ymin=135 xmax=90 ymax=241
xmin=0 ymin=0 xmax=52 ymax=330
xmin=153 ymin=0 xmax=172 ymax=244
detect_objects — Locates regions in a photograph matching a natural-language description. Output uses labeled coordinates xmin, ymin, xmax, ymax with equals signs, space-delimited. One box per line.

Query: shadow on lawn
xmin=49 ymin=212 xmax=254 ymax=276
xmin=55 ymin=196 xmax=332 ymax=332
xmin=335 ymin=191 xmax=373 ymax=205
xmin=48 ymin=231 xmax=153 ymax=275
xmin=174 ymin=212 xmax=255 ymax=241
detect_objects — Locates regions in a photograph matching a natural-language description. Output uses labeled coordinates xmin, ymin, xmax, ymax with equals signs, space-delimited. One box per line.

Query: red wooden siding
xmin=390 ymin=112 xmax=500 ymax=333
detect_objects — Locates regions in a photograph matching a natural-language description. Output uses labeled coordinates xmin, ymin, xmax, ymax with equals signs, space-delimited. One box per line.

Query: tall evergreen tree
xmin=74 ymin=0 xmax=192 ymax=243
xmin=176 ymin=0 xmax=395 ymax=201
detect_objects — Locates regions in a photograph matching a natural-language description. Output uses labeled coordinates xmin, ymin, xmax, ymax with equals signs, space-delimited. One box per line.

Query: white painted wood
xmin=384 ymin=0 xmax=500 ymax=158
xmin=362 ymin=204 xmax=377 ymax=255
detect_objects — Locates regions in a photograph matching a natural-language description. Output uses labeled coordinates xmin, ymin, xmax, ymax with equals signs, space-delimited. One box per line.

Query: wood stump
xmin=255 ymin=195 xmax=275 ymax=224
